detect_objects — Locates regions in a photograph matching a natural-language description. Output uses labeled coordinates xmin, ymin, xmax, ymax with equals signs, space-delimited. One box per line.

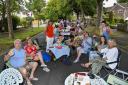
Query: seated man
xmin=73 ymin=31 xmax=92 ymax=63
xmin=81 ymin=39 xmax=118 ymax=74
xmin=24 ymin=38 xmax=50 ymax=72
xmin=4 ymin=39 xmax=38 ymax=85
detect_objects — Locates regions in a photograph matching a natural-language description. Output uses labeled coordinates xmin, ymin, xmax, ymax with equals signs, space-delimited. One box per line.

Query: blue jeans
xmin=103 ymin=32 xmax=110 ymax=40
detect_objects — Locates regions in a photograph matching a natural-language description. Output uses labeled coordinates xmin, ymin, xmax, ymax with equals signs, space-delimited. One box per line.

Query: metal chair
xmin=107 ymin=69 xmax=128 ymax=85
xmin=100 ymin=49 xmax=121 ymax=78
xmin=114 ymin=69 xmax=128 ymax=81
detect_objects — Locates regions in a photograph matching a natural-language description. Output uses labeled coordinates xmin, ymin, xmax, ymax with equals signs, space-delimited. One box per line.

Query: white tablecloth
xmin=49 ymin=45 xmax=70 ymax=59
xmin=60 ymin=32 xmax=70 ymax=36
xmin=65 ymin=72 xmax=108 ymax=85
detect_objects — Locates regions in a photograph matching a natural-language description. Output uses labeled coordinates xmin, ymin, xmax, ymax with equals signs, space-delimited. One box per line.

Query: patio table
xmin=65 ymin=72 xmax=108 ymax=85
xmin=49 ymin=45 xmax=70 ymax=59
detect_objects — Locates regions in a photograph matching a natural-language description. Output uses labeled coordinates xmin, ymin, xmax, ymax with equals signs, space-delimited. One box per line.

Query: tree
xmin=26 ymin=0 xmax=46 ymax=28
xmin=0 ymin=0 xmax=6 ymax=32
xmin=67 ymin=0 xmax=81 ymax=19
xmin=44 ymin=0 xmax=72 ymax=20
xmin=96 ymin=0 xmax=104 ymax=27
xmin=6 ymin=0 xmax=14 ymax=39
xmin=0 ymin=0 xmax=22 ymax=38
xmin=76 ymin=0 xmax=96 ymax=20
xmin=64 ymin=0 xmax=96 ymax=20
xmin=42 ymin=0 xmax=57 ymax=20
xmin=118 ymin=0 xmax=128 ymax=3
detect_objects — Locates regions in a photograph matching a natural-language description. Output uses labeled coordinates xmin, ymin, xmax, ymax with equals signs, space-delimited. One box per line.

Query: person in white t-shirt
xmin=81 ymin=39 xmax=118 ymax=74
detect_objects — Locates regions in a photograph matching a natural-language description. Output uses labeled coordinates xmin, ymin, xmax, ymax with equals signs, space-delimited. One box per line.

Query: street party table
xmin=65 ymin=72 xmax=108 ymax=85
xmin=60 ymin=29 xmax=70 ymax=36
xmin=60 ymin=32 xmax=70 ymax=36
xmin=49 ymin=45 xmax=70 ymax=59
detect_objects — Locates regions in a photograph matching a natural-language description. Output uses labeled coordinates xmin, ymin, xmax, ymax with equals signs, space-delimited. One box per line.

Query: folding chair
xmin=114 ymin=69 xmax=128 ymax=81
xmin=101 ymin=49 xmax=121 ymax=78
xmin=107 ymin=74 xmax=128 ymax=85
xmin=107 ymin=69 xmax=128 ymax=85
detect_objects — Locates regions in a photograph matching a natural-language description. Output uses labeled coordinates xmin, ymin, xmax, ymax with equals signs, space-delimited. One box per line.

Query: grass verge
xmin=0 ymin=27 xmax=45 ymax=55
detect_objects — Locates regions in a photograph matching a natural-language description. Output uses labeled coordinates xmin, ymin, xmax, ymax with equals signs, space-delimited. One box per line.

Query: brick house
xmin=108 ymin=3 xmax=128 ymax=20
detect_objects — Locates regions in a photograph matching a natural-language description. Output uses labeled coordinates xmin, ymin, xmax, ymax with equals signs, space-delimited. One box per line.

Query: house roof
xmin=106 ymin=3 xmax=128 ymax=12
xmin=119 ymin=3 xmax=128 ymax=8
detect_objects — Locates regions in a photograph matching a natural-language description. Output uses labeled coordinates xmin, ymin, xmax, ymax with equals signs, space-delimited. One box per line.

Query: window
xmin=118 ymin=9 xmax=123 ymax=14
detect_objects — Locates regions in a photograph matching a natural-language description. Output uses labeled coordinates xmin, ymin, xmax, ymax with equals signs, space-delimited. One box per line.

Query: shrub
xmin=12 ymin=15 xmax=20 ymax=30
xmin=1 ymin=15 xmax=20 ymax=31
xmin=20 ymin=18 xmax=28 ymax=28
xmin=119 ymin=19 xmax=125 ymax=23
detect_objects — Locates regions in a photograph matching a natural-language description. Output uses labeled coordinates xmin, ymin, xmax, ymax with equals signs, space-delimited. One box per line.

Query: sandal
xmin=29 ymin=77 xmax=38 ymax=81
xmin=43 ymin=67 xmax=50 ymax=72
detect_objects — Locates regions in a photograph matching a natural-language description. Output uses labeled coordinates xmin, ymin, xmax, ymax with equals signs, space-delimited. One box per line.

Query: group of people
xmin=45 ymin=19 xmax=118 ymax=75
xmin=4 ymin=38 xmax=50 ymax=85
xmin=4 ymin=19 xmax=118 ymax=85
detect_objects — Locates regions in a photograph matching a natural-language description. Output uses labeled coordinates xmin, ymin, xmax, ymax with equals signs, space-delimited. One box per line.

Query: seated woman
xmin=4 ymin=39 xmax=38 ymax=85
xmin=73 ymin=31 xmax=92 ymax=63
xmin=81 ymin=39 xmax=118 ymax=74
xmin=89 ymin=36 xmax=107 ymax=60
xmin=97 ymin=36 xmax=108 ymax=49
xmin=24 ymin=38 xmax=50 ymax=72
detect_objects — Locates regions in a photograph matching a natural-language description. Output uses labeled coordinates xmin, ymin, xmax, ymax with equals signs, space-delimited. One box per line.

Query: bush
xmin=20 ymin=18 xmax=28 ymax=28
xmin=1 ymin=15 xmax=20 ymax=32
xmin=119 ymin=19 xmax=125 ymax=23
xmin=12 ymin=15 xmax=20 ymax=30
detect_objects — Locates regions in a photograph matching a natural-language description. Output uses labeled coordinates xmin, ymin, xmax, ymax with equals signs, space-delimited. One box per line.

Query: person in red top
xmin=24 ymin=38 xmax=50 ymax=72
xmin=45 ymin=20 xmax=54 ymax=52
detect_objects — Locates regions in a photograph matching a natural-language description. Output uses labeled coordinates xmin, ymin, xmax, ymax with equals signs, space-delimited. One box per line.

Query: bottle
xmin=82 ymin=76 xmax=91 ymax=85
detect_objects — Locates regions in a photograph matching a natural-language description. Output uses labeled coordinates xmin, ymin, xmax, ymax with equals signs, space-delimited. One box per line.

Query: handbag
xmin=42 ymin=52 xmax=51 ymax=62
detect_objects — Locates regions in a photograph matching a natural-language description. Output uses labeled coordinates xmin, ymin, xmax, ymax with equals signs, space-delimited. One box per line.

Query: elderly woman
xmin=4 ymin=39 xmax=38 ymax=85
xmin=24 ymin=38 xmax=50 ymax=72
xmin=81 ymin=39 xmax=118 ymax=74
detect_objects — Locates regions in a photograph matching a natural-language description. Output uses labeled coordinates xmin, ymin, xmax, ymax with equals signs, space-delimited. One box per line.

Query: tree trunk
xmin=76 ymin=12 xmax=79 ymax=19
xmin=1 ymin=0 xmax=6 ymax=32
xmin=6 ymin=0 xmax=14 ymax=39
xmin=96 ymin=0 xmax=103 ymax=28
xmin=38 ymin=19 xmax=40 ymax=28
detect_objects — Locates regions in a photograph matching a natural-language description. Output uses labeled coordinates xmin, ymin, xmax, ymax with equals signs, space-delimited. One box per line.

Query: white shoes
xmin=41 ymin=64 xmax=47 ymax=67
xmin=41 ymin=64 xmax=50 ymax=72
xmin=73 ymin=58 xmax=79 ymax=63
xmin=43 ymin=67 xmax=50 ymax=72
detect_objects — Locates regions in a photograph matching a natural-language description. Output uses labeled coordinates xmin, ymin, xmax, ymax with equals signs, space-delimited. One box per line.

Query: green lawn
xmin=0 ymin=27 xmax=45 ymax=55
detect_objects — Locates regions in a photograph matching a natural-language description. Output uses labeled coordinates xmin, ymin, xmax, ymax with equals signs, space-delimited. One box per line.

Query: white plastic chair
xmin=0 ymin=68 xmax=23 ymax=85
